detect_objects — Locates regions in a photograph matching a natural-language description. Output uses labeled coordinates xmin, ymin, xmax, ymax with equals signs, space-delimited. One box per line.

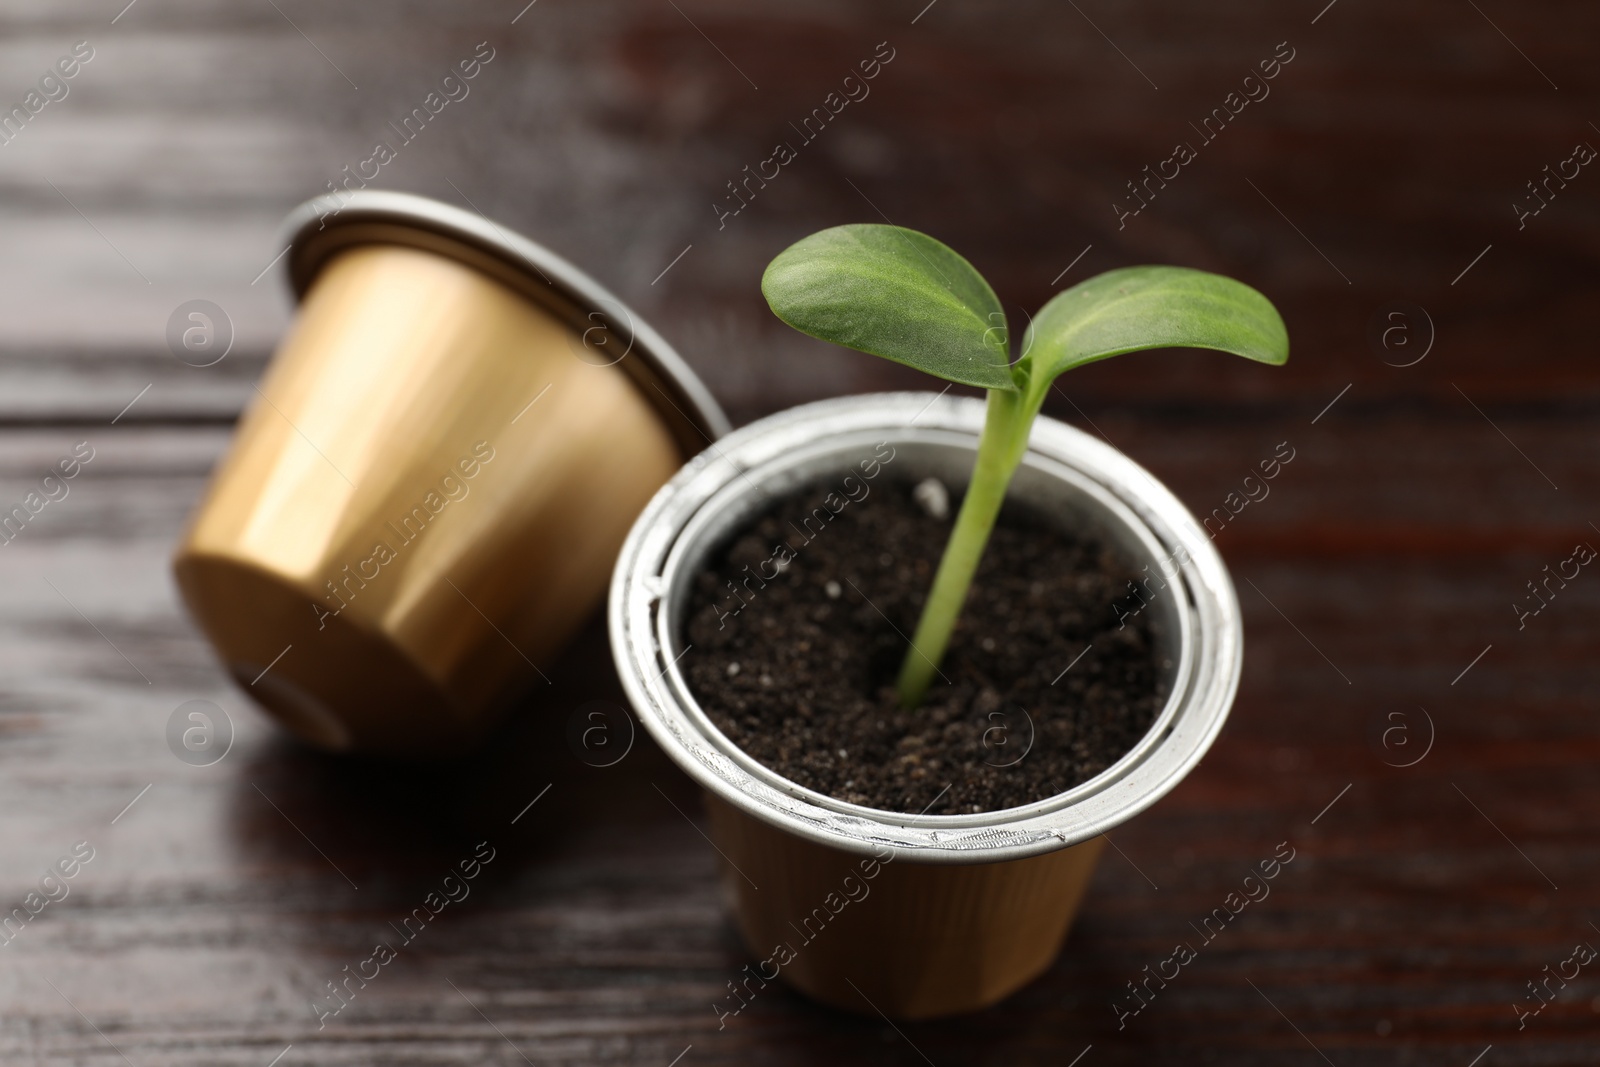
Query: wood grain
xmin=1 ymin=1 xmax=1596 ymax=1064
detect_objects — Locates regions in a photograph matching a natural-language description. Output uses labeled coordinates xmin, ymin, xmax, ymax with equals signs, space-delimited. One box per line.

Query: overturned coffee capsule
xmin=174 ymin=191 xmax=727 ymax=756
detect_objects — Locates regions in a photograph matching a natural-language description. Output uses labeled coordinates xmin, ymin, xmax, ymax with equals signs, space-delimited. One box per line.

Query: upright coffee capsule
xmin=174 ymin=191 xmax=727 ymax=756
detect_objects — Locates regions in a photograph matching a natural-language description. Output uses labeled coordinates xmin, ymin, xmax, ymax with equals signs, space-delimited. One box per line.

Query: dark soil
xmin=682 ymin=477 xmax=1172 ymax=815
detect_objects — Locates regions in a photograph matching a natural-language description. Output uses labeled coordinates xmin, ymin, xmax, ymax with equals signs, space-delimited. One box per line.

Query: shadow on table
xmin=220 ymin=608 xmax=700 ymax=894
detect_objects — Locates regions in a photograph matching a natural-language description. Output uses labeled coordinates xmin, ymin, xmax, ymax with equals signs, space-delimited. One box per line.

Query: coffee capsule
xmin=174 ymin=191 xmax=727 ymax=756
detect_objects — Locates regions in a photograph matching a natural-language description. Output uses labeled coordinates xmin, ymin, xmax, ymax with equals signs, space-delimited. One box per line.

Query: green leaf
xmin=1020 ymin=266 xmax=1288 ymax=399
xmin=761 ymin=224 xmax=1016 ymax=391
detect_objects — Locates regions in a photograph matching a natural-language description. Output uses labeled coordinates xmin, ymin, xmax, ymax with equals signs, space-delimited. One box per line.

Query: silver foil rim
xmin=609 ymin=392 xmax=1242 ymax=864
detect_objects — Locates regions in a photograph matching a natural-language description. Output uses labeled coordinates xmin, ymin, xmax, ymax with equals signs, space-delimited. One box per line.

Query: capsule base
xmin=707 ymin=793 xmax=1105 ymax=1019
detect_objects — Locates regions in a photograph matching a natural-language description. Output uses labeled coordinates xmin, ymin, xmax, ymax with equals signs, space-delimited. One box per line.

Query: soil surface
xmin=682 ymin=476 xmax=1172 ymax=815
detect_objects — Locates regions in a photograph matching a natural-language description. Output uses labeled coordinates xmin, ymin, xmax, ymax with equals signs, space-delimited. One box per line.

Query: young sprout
xmin=762 ymin=225 xmax=1289 ymax=709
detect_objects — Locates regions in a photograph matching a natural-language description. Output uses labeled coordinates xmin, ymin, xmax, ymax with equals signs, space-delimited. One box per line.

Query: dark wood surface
xmin=2 ymin=1 xmax=1597 ymax=1063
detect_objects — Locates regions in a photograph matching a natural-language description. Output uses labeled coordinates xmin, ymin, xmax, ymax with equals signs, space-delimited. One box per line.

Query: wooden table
xmin=2 ymin=1 xmax=1596 ymax=1063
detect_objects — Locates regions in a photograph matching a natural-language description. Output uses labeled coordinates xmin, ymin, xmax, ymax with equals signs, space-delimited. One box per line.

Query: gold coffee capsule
xmin=175 ymin=191 xmax=727 ymax=756
xmin=612 ymin=394 xmax=1243 ymax=1019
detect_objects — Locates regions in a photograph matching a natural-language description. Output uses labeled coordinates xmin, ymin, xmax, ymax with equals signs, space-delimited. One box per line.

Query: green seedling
xmin=762 ymin=224 xmax=1288 ymax=708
